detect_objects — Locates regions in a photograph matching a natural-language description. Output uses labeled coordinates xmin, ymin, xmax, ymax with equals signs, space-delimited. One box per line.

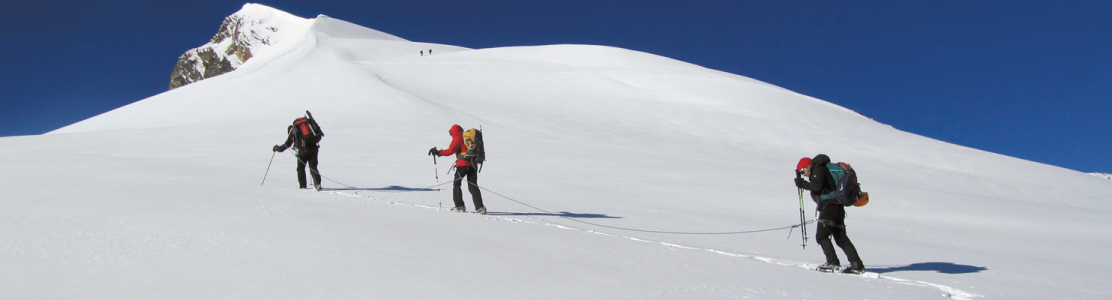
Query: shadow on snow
xmin=485 ymin=211 xmax=622 ymax=219
xmin=322 ymin=186 xmax=437 ymax=192
xmin=869 ymin=262 xmax=987 ymax=274
xmin=319 ymin=186 xmax=617 ymax=219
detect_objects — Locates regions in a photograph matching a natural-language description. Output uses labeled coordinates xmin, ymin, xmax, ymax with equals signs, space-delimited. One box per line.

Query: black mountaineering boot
xmin=842 ymin=261 xmax=865 ymax=274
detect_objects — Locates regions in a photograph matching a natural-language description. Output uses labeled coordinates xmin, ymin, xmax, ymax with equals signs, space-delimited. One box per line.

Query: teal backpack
xmin=824 ymin=162 xmax=863 ymax=207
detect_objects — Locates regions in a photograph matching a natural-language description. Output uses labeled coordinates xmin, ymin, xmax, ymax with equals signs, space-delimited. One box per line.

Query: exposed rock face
xmin=167 ymin=6 xmax=290 ymax=90
xmin=169 ymin=47 xmax=235 ymax=90
xmin=210 ymin=13 xmax=262 ymax=63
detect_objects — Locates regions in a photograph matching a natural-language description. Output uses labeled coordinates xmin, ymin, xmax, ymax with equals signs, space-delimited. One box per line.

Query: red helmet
xmin=796 ymin=157 xmax=812 ymax=171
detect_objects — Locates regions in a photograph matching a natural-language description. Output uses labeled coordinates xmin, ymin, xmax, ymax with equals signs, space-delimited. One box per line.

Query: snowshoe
xmin=816 ymin=263 xmax=841 ymax=273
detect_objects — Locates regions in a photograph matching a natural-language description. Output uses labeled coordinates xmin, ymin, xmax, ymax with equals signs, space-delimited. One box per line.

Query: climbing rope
xmin=472 ymin=183 xmax=814 ymax=235
xmin=274 ymin=151 xmax=814 ymax=236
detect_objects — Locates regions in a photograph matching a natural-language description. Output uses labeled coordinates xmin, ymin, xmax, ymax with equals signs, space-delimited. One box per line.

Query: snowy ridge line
xmin=367 ymin=71 xmax=514 ymax=130
xmin=359 ymin=60 xmax=711 ymax=77
xmin=318 ymin=188 xmax=981 ymax=300
xmin=219 ymin=35 xmax=319 ymax=83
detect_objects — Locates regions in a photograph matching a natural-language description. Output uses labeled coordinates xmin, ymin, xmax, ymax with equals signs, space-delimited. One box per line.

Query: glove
xmin=273 ymin=145 xmax=284 ymax=153
xmin=794 ymin=178 xmax=807 ymax=189
xmin=428 ymin=147 xmax=438 ymax=156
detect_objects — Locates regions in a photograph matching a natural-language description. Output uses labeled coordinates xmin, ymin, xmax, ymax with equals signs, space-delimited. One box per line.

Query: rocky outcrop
xmin=169 ymin=47 xmax=235 ymax=90
xmin=167 ymin=5 xmax=294 ymax=90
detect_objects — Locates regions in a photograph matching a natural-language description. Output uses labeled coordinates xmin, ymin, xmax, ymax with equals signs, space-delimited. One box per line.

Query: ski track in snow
xmin=317 ymin=188 xmax=980 ymax=300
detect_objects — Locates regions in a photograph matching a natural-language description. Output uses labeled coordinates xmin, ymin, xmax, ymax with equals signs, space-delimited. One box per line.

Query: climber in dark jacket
xmin=796 ymin=154 xmax=864 ymax=274
xmin=273 ymin=112 xmax=324 ymax=191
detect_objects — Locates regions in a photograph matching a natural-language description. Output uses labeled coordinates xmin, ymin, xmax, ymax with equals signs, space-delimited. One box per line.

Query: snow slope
xmin=6 ymin=4 xmax=1111 ymax=299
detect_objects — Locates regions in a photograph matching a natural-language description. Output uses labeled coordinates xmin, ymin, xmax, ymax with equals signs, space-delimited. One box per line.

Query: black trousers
xmin=816 ymin=204 xmax=862 ymax=266
xmin=452 ymin=166 xmax=484 ymax=209
xmin=296 ymin=150 xmax=321 ymax=189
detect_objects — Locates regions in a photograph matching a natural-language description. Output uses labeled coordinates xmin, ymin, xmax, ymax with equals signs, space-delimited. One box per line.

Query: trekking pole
xmin=798 ymin=188 xmax=808 ymax=249
xmin=796 ymin=170 xmax=808 ymax=249
xmin=261 ymin=151 xmax=276 ymax=186
xmin=433 ymin=155 xmax=442 ymax=209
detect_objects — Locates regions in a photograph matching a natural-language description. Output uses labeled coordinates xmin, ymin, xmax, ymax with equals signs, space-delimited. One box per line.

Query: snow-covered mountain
xmin=8 ymin=4 xmax=1112 ymax=299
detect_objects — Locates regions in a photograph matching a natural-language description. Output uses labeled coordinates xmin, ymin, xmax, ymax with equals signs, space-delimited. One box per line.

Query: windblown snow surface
xmin=5 ymin=4 xmax=1111 ymax=300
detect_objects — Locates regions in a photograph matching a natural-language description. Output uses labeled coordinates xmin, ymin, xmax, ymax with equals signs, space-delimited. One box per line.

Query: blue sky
xmin=2 ymin=0 xmax=1109 ymax=173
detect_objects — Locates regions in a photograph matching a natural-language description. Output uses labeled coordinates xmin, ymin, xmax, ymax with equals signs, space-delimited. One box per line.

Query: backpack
xmin=824 ymin=162 xmax=867 ymax=207
xmin=461 ymin=128 xmax=485 ymax=171
xmin=291 ymin=117 xmax=323 ymax=151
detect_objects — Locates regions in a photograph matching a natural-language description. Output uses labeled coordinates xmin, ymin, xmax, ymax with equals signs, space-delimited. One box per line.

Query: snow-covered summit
xmin=168 ymin=4 xmax=406 ymax=90
xmin=168 ymin=4 xmax=312 ymax=89
xmin=209 ymin=3 xmax=314 ymax=60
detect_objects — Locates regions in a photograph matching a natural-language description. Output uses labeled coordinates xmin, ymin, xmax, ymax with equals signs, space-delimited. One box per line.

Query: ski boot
xmin=450 ymin=206 xmax=466 ymax=213
xmin=475 ymin=207 xmax=487 ymax=215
